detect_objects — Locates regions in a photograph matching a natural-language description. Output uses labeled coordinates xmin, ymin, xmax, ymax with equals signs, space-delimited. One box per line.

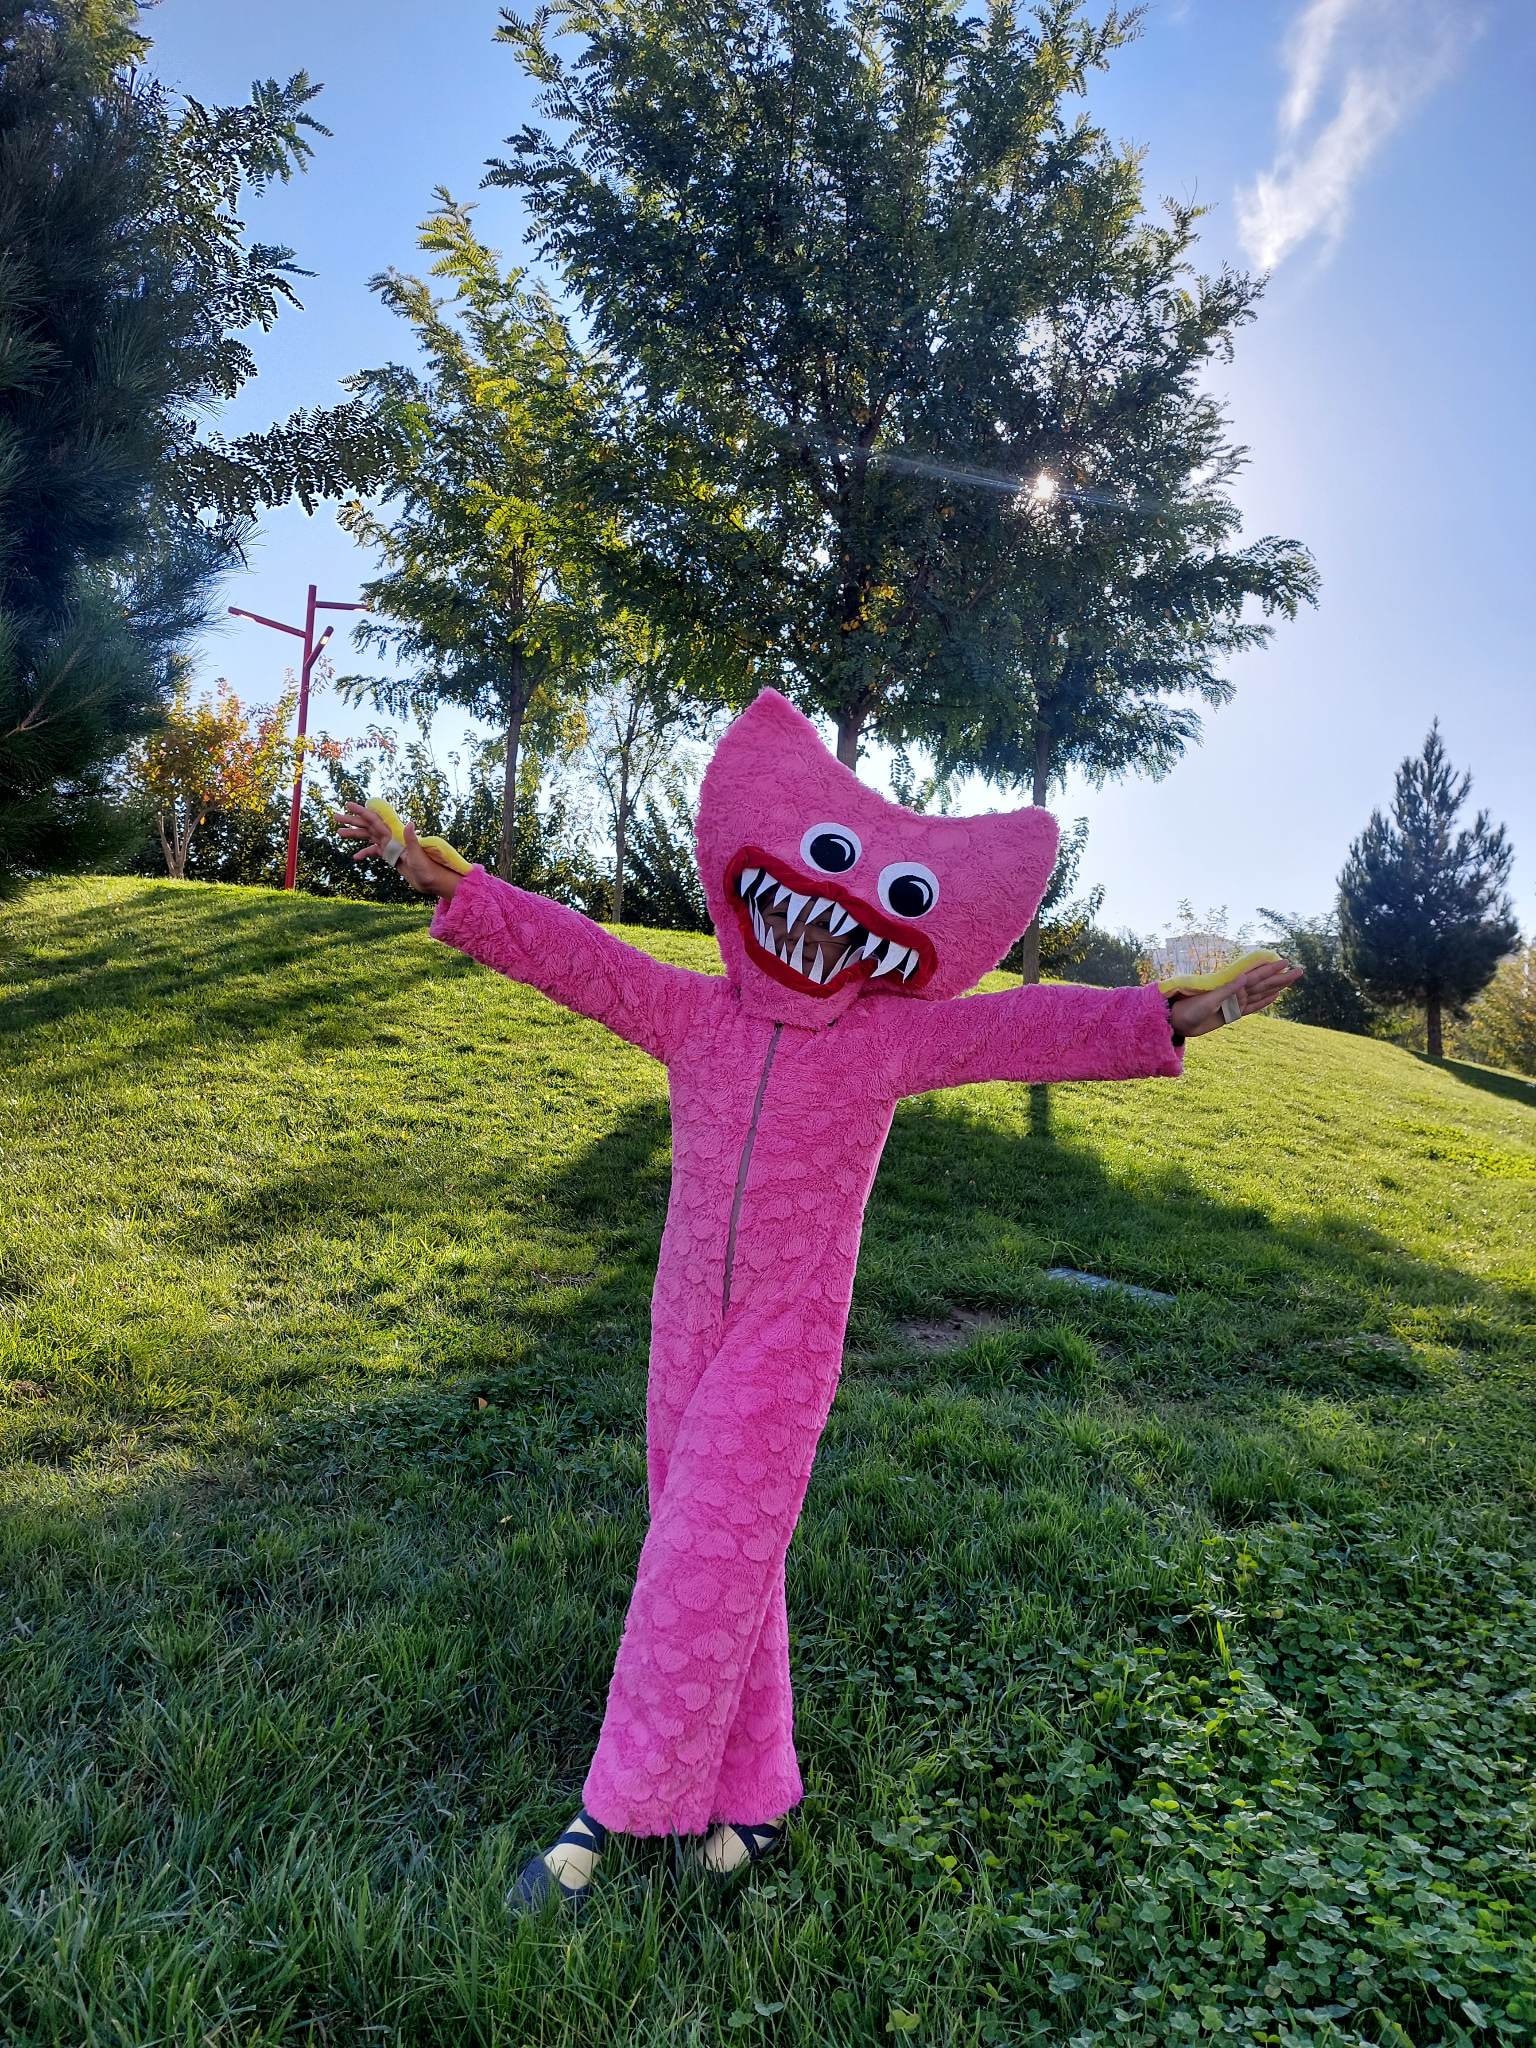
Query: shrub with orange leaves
xmin=126 ymin=678 xmax=297 ymax=879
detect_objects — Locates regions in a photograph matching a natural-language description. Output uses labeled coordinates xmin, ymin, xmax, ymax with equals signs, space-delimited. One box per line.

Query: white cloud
xmin=1237 ymin=0 xmax=1474 ymax=271
xmin=1278 ymin=0 xmax=1362 ymax=135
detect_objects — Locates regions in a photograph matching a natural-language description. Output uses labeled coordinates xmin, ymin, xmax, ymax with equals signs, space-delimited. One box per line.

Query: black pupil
xmin=809 ymin=832 xmax=856 ymax=873
xmin=888 ymin=873 xmax=934 ymax=917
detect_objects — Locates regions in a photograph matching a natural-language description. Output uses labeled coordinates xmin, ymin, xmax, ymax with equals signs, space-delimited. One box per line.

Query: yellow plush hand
xmin=1156 ymin=947 xmax=1285 ymax=996
xmin=363 ymin=799 xmax=472 ymax=876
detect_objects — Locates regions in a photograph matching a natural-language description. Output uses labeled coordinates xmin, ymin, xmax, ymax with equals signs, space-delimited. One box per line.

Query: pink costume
xmin=429 ymin=689 xmax=1183 ymax=1836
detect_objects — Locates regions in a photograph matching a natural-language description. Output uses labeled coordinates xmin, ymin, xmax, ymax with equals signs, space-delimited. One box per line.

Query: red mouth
xmin=725 ymin=845 xmax=937 ymax=997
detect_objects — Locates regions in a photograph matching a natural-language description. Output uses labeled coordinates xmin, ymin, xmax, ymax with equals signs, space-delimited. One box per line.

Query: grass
xmin=2 ymin=875 xmax=1535 ymax=2048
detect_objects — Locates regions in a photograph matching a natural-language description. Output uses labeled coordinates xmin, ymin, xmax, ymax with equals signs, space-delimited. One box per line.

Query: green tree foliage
xmin=0 ymin=1 xmax=397 ymax=887
xmin=1063 ymin=924 xmax=1147 ymax=987
xmin=492 ymin=0 xmax=1316 ymax=981
xmin=1338 ymin=724 xmax=1519 ymax=1059
xmin=1454 ymin=943 xmax=1536 ymax=1079
xmin=999 ymin=816 xmax=1104 ymax=977
xmin=1259 ymin=907 xmax=1378 ymax=1036
xmin=620 ymin=790 xmax=713 ymax=932
xmin=341 ymin=197 xmax=613 ymax=880
xmin=577 ymin=649 xmax=725 ymax=921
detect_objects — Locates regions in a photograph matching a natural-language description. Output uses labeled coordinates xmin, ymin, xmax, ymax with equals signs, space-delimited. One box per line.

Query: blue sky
xmin=147 ymin=0 xmax=1536 ymax=942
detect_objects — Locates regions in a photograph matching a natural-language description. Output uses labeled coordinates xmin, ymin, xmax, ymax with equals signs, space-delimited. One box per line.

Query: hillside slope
xmin=3 ymin=878 xmax=1535 ymax=2046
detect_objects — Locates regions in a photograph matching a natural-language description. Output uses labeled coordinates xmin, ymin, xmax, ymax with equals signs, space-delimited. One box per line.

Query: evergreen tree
xmin=492 ymin=0 xmax=1315 ymax=951
xmin=1338 ymin=725 xmax=1519 ymax=1058
xmin=0 ymin=1 xmax=396 ymax=887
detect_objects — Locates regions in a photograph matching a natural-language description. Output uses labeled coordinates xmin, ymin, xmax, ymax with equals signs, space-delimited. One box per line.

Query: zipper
xmin=721 ymin=1021 xmax=783 ymax=1315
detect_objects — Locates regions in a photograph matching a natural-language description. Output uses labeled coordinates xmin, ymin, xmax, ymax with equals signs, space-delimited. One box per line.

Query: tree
xmin=1064 ymin=925 xmax=1147 ymax=987
xmin=123 ymin=675 xmax=295 ymax=879
xmin=492 ymin=0 xmax=1314 ymax=936
xmin=621 ymin=789 xmax=713 ymax=932
xmin=0 ymin=1 xmax=397 ymax=888
xmin=999 ymin=816 xmax=1104 ymax=976
xmin=1338 ymin=725 xmax=1519 ymax=1059
xmin=576 ymin=616 xmax=732 ymax=918
xmin=341 ymin=197 xmax=612 ymax=879
xmin=1455 ymin=944 xmax=1536 ymax=1079
xmin=1258 ymin=907 xmax=1377 ymax=1036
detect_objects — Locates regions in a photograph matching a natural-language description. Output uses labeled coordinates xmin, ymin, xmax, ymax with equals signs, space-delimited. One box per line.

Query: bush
xmin=1260 ymin=907 xmax=1378 ymax=1034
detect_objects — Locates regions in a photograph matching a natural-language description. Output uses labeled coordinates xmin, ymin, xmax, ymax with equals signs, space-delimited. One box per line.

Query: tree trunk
xmin=1016 ymin=729 xmax=1053 ymax=985
xmin=497 ymin=648 xmax=526 ymax=883
xmin=1426 ymin=989 xmax=1444 ymax=1059
xmin=159 ymin=808 xmax=197 ymax=879
xmin=835 ymin=711 xmax=863 ymax=769
xmin=612 ymin=786 xmax=630 ymax=924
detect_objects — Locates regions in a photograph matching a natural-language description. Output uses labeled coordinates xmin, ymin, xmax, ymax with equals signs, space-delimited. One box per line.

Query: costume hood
xmin=696 ymin=690 xmax=1060 ymax=1027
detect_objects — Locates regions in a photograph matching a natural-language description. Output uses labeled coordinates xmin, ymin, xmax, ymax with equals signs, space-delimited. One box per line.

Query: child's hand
xmin=334 ymin=804 xmax=462 ymax=900
xmin=1168 ymin=955 xmax=1303 ymax=1039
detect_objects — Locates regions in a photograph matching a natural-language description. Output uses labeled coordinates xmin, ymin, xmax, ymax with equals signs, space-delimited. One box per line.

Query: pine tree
xmin=0 ymin=1 xmax=396 ymax=887
xmin=1338 ymin=725 xmax=1519 ymax=1058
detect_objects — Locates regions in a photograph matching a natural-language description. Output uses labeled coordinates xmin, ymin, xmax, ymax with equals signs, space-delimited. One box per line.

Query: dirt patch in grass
xmin=891 ymin=1306 xmax=1014 ymax=1353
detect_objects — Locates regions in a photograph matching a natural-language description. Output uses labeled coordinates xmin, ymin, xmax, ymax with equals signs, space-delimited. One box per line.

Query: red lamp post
xmin=229 ymin=584 xmax=368 ymax=890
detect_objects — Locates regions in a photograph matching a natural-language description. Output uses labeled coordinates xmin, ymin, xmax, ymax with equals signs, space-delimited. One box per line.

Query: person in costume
xmin=336 ymin=688 xmax=1301 ymax=1912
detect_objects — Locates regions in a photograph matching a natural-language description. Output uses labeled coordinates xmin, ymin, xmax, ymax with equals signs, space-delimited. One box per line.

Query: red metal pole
xmin=283 ymin=584 xmax=319 ymax=891
xmin=230 ymin=588 xmax=366 ymax=895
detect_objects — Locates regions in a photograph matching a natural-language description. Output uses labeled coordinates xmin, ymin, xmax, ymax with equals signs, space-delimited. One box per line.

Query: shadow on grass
xmin=863 ymin=1081 xmax=1533 ymax=1387
xmin=2 ymin=886 xmax=466 ymax=1083
xmin=1412 ymin=1051 xmax=1536 ymax=1109
xmin=5 ymin=1067 xmax=1532 ymax=1996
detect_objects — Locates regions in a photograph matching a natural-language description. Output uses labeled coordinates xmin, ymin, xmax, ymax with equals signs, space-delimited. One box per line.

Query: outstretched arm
xmin=891 ymin=956 xmax=1302 ymax=1098
xmin=337 ymin=805 xmax=708 ymax=1064
xmin=893 ymin=980 xmax=1186 ymax=1097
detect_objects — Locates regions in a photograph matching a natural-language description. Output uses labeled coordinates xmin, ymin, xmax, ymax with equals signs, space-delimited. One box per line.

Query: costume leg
xmin=582 ymin=1293 xmax=844 ymax=1836
xmin=708 ymin=1561 xmax=801 ymax=1824
xmin=640 ymin=1294 xmax=802 ymax=1820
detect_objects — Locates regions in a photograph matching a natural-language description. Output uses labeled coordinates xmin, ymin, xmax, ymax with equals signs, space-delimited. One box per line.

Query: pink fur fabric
xmin=430 ymin=689 xmax=1182 ymax=1835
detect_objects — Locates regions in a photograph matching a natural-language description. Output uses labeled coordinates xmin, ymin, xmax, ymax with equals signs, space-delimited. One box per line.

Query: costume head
xmin=696 ymin=689 xmax=1060 ymax=1025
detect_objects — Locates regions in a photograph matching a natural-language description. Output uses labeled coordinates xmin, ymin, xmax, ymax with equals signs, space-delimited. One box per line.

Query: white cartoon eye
xmin=800 ymin=822 xmax=862 ymax=874
xmin=878 ymin=860 xmax=940 ymax=919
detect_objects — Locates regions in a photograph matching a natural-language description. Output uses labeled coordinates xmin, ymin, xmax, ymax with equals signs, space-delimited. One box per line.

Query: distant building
xmin=1148 ymin=931 xmax=1237 ymax=980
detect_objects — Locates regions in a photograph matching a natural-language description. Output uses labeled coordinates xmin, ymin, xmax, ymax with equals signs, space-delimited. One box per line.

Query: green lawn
xmin=3 ymin=876 xmax=1535 ymax=2048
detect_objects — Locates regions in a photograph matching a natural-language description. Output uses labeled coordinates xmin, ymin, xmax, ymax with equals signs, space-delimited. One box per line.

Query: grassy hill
xmin=3 ymin=876 xmax=1534 ymax=2047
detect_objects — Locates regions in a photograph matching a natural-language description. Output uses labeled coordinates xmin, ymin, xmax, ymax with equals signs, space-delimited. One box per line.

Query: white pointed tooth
xmin=807 ymin=949 xmax=827 ymax=984
xmin=738 ymin=866 xmax=759 ymax=895
xmin=900 ymin=950 xmax=919 ymax=980
xmin=828 ymin=906 xmax=854 ymax=937
xmin=784 ymin=890 xmax=810 ymax=929
xmin=808 ymin=896 xmax=834 ymax=926
xmin=830 ymin=946 xmax=853 ymax=978
xmin=773 ymin=884 xmax=791 ymax=909
xmin=860 ymin=930 xmax=885 ymax=960
xmin=757 ymin=872 xmax=779 ymax=900
xmin=872 ymin=941 xmax=910 ymax=978
xmin=789 ymin=931 xmax=806 ymax=974
xmin=752 ymin=905 xmax=766 ymax=943
xmin=767 ymin=930 xmax=783 ymax=960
